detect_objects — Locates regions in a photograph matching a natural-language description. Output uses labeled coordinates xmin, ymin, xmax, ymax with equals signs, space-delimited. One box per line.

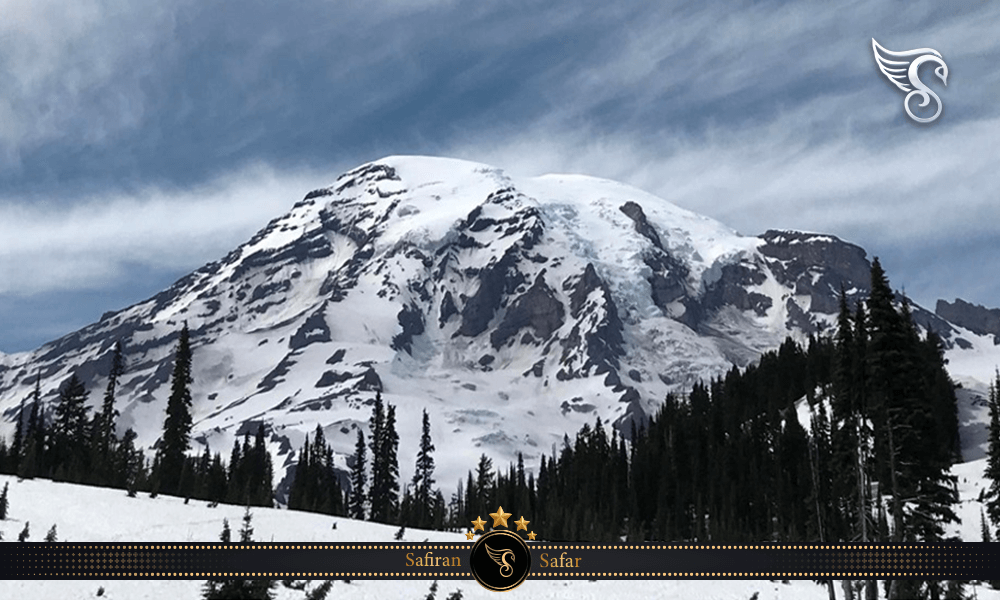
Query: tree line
xmin=0 ymin=324 xmax=273 ymax=508
xmin=2 ymin=258 xmax=998 ymax=599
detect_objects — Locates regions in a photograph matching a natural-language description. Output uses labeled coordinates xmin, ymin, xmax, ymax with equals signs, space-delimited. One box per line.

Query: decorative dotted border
xmin=2 ymin=543 xmax=990 ymax=578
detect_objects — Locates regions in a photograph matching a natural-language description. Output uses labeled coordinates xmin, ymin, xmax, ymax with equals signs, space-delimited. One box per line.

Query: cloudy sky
xmin=1 ymin=0 xmax=998 ymax=352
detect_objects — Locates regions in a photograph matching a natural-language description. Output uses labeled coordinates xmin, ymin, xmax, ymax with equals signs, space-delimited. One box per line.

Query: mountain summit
xmin=0 ymin=156 xmax=955 ymax=491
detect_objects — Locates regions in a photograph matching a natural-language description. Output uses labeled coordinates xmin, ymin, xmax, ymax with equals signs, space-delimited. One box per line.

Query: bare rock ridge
xmin=936 ymin=298 xmax=1000 ymax=345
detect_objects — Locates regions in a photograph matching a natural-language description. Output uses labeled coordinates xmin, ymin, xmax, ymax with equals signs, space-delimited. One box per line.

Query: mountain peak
xmin=0 ymin=156 xmax=951 ymax=494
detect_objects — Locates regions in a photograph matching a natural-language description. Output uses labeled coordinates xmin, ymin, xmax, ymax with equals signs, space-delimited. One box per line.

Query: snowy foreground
xmin=1 ymin=472 xmax=998 ymax=600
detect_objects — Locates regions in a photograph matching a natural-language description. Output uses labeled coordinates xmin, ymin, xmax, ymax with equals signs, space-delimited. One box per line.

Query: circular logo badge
xmin=469 ymin=529 xmax=532 ymax=592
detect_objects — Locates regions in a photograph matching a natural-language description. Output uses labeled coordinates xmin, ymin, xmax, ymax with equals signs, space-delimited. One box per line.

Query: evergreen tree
xmin=44 ymin=524 xmax=57 ymax=542
xmin=474 ymin=454 xmax=494 ymax=519
xmin=383 ymin=404 xmax=400 ymax=523
xmin=349 ymin=429 xmax=366 ymax=520
xmin=18 ymin=521 xmax=29 ymax=542
xmin=10 ymin=387 xmax=29 ymax=474
xmin=367 ymin=393 xmax=385 ymax=521
xmin=203 ymin=511 xmax=274 ymax=599
xmin=220 ymin=518 xmax=232 ymax=543
xmin=0 ymin=482 xmax=8 ymax=519
xmin=986 ymin=371 xmax=1000 ymax=529
xmin=112 ymin=428 xmax=144 ymax=494
xmin=239 ymin=506 xmax=254 ymax=543
xmin=51 ymin=374 xmax=90 ymax=480
xmin=98 ymin=341 xmax=125 ymax=461
xmin=411 ymin=409 xmax=437 ymax=529
xmin=157 ymin=324 xmax=194 ymax=496
xmin=367 ymin=394 xmax=400 ymax=523
xmin=288 ymin=425 xmax=343 ymax=516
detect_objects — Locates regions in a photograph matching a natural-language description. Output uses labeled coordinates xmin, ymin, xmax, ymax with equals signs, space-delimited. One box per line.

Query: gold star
xmin=527 ymin=531 xmax=537 ymax=541
xmin=471 ymin=516 xmax=487 ymax=532
xmin=465 ymin=530 xmax=475 ymax=540
xmin=514 ymin=516 xmax=530 ymax=531
xmin=490 ymin=506 xmax=512 ymax=528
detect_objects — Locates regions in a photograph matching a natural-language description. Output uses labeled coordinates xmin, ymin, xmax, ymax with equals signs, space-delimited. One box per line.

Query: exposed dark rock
xmin=326 ymin=348 xmax=346 ymax=365
xmin=333 ymin=162 xmax=400 ymax=194
xmin=560 ymin=399 xmax=597 ymax=415
xmin=523 ymin=359 xmax=545 ymax=378
xmin=391 ymin=304 xmax=425 ymax=354
xmin=619 ymin=201 xmax=663 ymax=250
xmin=645 ymin=252 xmax=689 ymax=311
xmin=455 ymin=251 xmax=524 ymax=338
xmin=700 ymin=261 xmax=770 ymax=319
xmin=784 ymin=298 xmax=817 ymax=335
xmin=936 ymin=298 xmax=1000 ymax=338
xmin=478 ymin=355 xmax=495 ymax=366
xmin=257 ymin=355 xmax=297 ymax=393
xmin=490 ymin=271 xmax=565 ymax=349
xmin=559 ymin=263 xmax=626 ymax=379
xmin=316 ymin=370 xmax=353 ymax=388
xmin=303 ymin=188 xmax=333 ymax=201
xmin=439 ymin=291 xmax=458 ymax=327
xmin=356 ymin=367 xmax=382 ymax=392
xmin=759 ymin=230 xmax=870 ymax=314
xmin=613 ymin=387 xmax=648 ymax=439
xmin=289 ymin=307 xmax=331 ymax=350
xmin=903 ymin=296 xmax=956 ymax=342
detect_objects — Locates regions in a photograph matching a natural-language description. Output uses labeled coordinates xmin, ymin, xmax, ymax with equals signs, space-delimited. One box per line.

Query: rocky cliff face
xmin=937 ymin=298 xmax=1000 ymax=345
xmin=0 ymin=156 xmax=963 ymax=492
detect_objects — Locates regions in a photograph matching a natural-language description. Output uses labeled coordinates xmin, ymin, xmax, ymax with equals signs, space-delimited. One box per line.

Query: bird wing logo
xmin=485 ymin=543 xmax=515 ymax=578
xmin=872 ymin=39 xmax=949 ymax=123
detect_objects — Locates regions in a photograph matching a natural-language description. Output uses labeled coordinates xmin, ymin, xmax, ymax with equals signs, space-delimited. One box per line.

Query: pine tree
xmin=239 ymin=506 xmax=254 ymax=543
xmin=986 ymin=371 xmax=1000 ymax=529
xmin=18 ymin=521 xmax=29 ymax=542
xmin=19 ymin=389 xmax=46 ymax=479
xmin=383 ymin=404 xmax=400 ymax=523
xmin=52 ymin=374 xmax=90 ymax=480
xmin=981 ymin=509 xmax=992 ymax=543
xmin=474 ymin=454 xmax=494 ymax=519
xmin=203 ymin=512 xmax=274 ymax=599
xmin=367 ymin=393 xmax=385 ymax=521
xmin=412 ymin=409 xmax=436 ymax=528
xmin=0 ymin=482 xmax=8 ymax=519
xmin=349 ymin=429 xmax=366 ymax=520
xmin=98 ymin=341 xmax=125 ymax=461
xmin=44 ymin=524 xmax=57 ymax=542
xmin=10 ymin=388 xmax=28 ymax=474
xmin=113 ymin=428 xmax=144 ymax=494
xmin=158 ymin=324 xmax=194 ymax=496
xmin=220 ymin=518 xmax=232 ymax=543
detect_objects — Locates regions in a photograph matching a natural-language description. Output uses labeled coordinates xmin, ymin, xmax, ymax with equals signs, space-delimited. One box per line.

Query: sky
xmin=1 ymin=0 xmax=999 ymax=353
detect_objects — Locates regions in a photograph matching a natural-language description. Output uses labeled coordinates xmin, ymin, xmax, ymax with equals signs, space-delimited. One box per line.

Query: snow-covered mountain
xmin=0 ymin=156 xmax=992 ymax=494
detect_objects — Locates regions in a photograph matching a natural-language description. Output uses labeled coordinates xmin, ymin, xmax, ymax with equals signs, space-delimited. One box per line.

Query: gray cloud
xmin=1 ymin=0 xmax=999 ymax=351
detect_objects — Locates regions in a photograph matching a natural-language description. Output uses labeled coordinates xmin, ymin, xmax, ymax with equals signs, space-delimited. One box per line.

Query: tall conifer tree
xmin=985 ymin=371 xmax=1000 ymax=529
xmin=367 ymin=393 xmax=385 ymax=521
xmin=157 ymin=323 xmax=194 ymax=496
xmin=349 ymin=429 xmax=366 ymax=520
xmin=98 ymin=340 xmax=125 ymax=459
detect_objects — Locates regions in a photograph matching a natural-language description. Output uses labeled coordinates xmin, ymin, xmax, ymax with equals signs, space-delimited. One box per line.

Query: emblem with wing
xmin=872 ymin=39 xmax=949 ymax=123
xmin=485 ymin=543 xmax=515 ymax=578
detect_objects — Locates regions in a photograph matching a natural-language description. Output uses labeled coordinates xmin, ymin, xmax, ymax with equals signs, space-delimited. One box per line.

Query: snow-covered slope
xmin=0 ymin=156 xmax=975 ymax=495
xmin=3 ymin=473 xmax=996 ymax=600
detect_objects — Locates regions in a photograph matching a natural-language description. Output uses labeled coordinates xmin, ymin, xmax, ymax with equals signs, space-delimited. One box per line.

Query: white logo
xmin=872 ymin=38 xmax=949 ymax=123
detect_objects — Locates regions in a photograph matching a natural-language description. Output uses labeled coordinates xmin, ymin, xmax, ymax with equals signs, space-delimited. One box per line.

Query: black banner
xmin=1 ymin=543 xmax=995 ymax=580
